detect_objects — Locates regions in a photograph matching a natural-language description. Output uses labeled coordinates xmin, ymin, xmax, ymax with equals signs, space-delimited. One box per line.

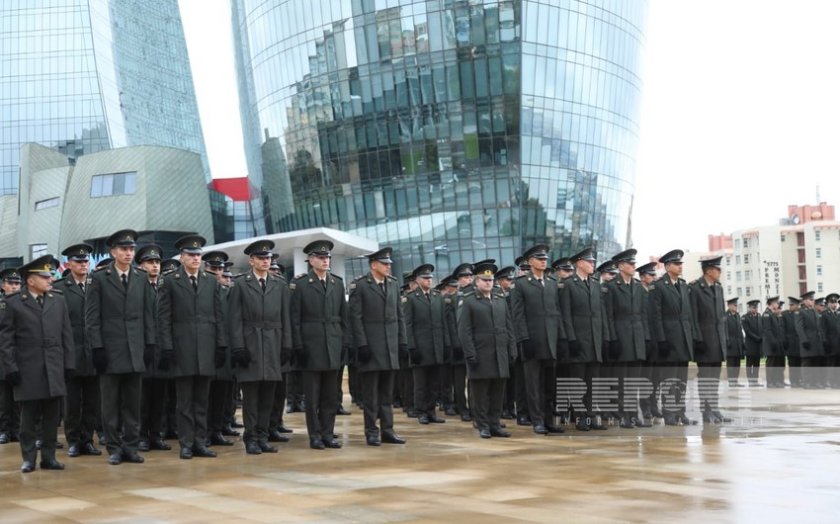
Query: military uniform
xmin=724 ymin=300 xmax=746 ymax=386
xmin=289 ymin=240 xmax=349 ymax=449
xmin=0 ymin=256 xmax=74 ymax=472
xmin=85 ymin=230 xmax=156 ymax=464
xmin=0 ymin=268 xmax=22 ymax=444
xmin=347 ymin=247 xmax=407 ymax=445
xmin=820 ymin=294 xmax=840 ymax=388
xmin=205 ymin=253 xmax=237 ymax=445
xmin=782 ymin=300 xmax=801 ymax=387
xmin=761 ymin=301 xmax=785 ymax=387
xmin=795 ymin=292 xmax=824 ymax=388
xmin=741 ymin=302 xmax=763 ymax=386
xmin=228 ymin=240 xmax=292 ymax=454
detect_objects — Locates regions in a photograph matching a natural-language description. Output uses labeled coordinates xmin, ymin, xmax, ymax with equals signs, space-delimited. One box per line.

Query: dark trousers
xmin=639 ymin=361 xmax=656 ymax=416
xmin=398 ymin=368 xmax=414 ymax=410
xmin=0 ymin=380 xmax=20 ymax=435
xmin=515 ymin=360 xmax=529 ymax=418
xmin=348 ymin=365 xmax=361 ymax=404
xmin=140 ymin=377 xmax=167 ymax=440
xmin=208 ymin=379 xmax=233 ymax=432
xmin=175 ymin=375 xmax=211 ymax=449
xmin=801 ymin=356 xmax=824 ymax=387
xmin=656 ymin=362 xmax=688 ymax=414
xmin=502 ymin=362 xmax=515 ymax=413
xmin=745 ymin=355 xmax=761 ymax=384
xmin=471 ymin=378 xmax=504 ymax=431
xmin=451 ymin=364 xmax=468 ymax=414
xmin=164 ymin=380 xmax=177 ymax=436
xmin=563 ymin=361 xmax=601 ymax=418
xmin=696 ymin=362 xmax=723 ymax=412
xmin=20 ymin=396 xmax=62 ymax=464
xmin=336 ymin=365 xmax=346 ymax=407
xmin=788 ymin=355 xmax=802 ymax=386
xmin=241 ymin=380 xmax=276 ymax=443
xmin=303 ymin=370 xmax=338 ymax=442
xmin=64 ymin=375 xmax=100 ymax=447
xmin=286 ymin=371 xmax=304 ymax=408
xmin=615 ymin=361 xmax=643 ymax=417
xmin=270 ymin=376 xmax=286 ymax=429
xmin=725 ymin=356 xmax=742 ymax=382
xmin=360 ymin=370 xmax=395 ymax=437
xmin=765 ymin=356 xmax=786 ymax=386
xmin=413 ymin=365 xmax=441 ymax=417
xmin=100 ymin=372 xmax=142 ymax=455
xmin=522 ymin=358 xmax=555 ymax=426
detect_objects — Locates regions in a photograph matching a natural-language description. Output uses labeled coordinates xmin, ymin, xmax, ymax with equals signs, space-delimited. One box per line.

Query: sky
xmin=178 ymin=0 xmax=840 ymax=258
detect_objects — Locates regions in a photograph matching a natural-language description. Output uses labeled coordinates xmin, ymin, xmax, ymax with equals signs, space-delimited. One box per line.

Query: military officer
xmin=821 ymin=293 xmax=840 ymax=388
xmin=0 ymin=255 xmax=74 ymax=473
xmin=85 ymin=230 xmax=155 ymax=465
xmin=449 ymin=263 xmax=474 ymax=422
xmin=783 ymin=296 xmax=801 ymax=387
xmin=596 ymin=260 xmax=619 ymax=283
xmin=228 ymin=240 xmax=292 ymax=454
xmin=404 ymin=263 xmax=449 ymax=425
xmin=515 ymin=256 xmax=530 ymax=276
xmin=157 ymin=235 xmax=226 ymax=459
xmin=795 ymin=291 xmax=824 ymax=389
xmin=559 ymin=247 xmax=607 ymax=431
xmin=602 ymin=249 xmax=651 ymax=428
xmin=649 ymin=249 xmax=695 ymax=426
xmin=551 ymin=257 xmax=574 ymax=281
xmin=161 ymin=259 xmax=181 ymax=274
xmin=0 ymin=268 xmax=23 ymax=444
xmin=458 ymin=262 xmax=515 ymax=438
xmin=494 ymin=266 xmax=517 ymax=420
xmin=289 ymin=240 xmax=348 ymax=450
xmin=761 ymin=296 xmax=786 ymax=388
xmin=741 ymin=299 xmax=762 ymax=386
xmin=438 ymin=275 xmax=459 ymax=416
xmin=636 ymin=261 xmax=660 ymax=420
xmin=58 ymin=243 xmax=102 ymax=457
xmin=725 ymin=298 xmax=746 ymax=387
xmin=348 ymin=247 xmax=408 ymax=446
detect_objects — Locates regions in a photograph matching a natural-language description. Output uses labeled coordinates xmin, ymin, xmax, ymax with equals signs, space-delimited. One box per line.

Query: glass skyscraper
xmin=232 ymin=0 xmax=646 ymax=275
xmin=0 ymin=0 xmax=210 ymax=195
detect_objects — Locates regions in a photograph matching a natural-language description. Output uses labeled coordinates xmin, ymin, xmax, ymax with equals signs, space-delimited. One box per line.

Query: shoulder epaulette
xmin=514 ymin=274 xmax=529 ymax=281
xmin=234 ymin=273 xmax=248 ymax=280
xmin=50 ymin=289 xmax=63 ymax=295
xmin=331 ymin=273 xmax=343 ymax=280
xmin=294 ymin=273 xmax=307 ymax=280
xmin=387 ymin=275 xmax=397 ymax=281
xmin=601 ymin=286 xmax=608 ymax=293
xmin=648 ymin=283 xmax=655 ymax=290
xmin=134 ymin=267 xmax=148 ymax=274
xmin=763 ymin=312 xmax=770 ymax=317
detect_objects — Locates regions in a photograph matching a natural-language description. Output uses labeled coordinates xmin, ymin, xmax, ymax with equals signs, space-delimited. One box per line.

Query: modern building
xmin=231 ymin=0 xmax=647 ymax=278
xmin=0 ymin=0 xmax=211 ymax=198
xmin=684 ymin=203 xmax=840 ymax=313
xmin=0 ymin=143 xmax=213 ymax=266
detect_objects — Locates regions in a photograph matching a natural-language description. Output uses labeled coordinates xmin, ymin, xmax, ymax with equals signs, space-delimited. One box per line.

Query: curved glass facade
xmin=0 ymin=0 xmax=210 ymax=195
xmin=233 ymin=0 xmax=646 ymax=276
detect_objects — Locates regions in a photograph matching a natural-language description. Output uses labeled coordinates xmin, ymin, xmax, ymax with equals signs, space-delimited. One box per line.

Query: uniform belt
xmin=243 ymin=321 xmax=283 ymax=328
xmin=301 ymin=316 xmax=342 ymax=324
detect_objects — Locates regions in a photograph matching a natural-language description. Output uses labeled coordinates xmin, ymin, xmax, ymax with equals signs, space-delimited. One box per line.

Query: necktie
xmin=379 ymin=282 xmax=386 ymax=294
xmin=36 ymin=295 xmax=44 ymax=307
xmin=259 ymin=278 xmax=266 ymax=291
xmin=121 ymin=273 xmax=128 ymax=290
xmin=539 ymin=278 xmax=544 ymax=287
xmin=79 ymin=282 xmax=85 ymax=294
xmin=150 ymin=281 xmax=156 ymax=292
xmin=321 ymin=279 xmax=326 ymax=290
xmin=425 ymin=292 xmax=430 ymax=302
xmin=190 ymin=276 xmax=197 ymax=292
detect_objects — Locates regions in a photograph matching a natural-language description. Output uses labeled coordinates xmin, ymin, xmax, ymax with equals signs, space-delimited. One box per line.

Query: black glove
xmin=398 ymin=344 xmax=409 ymax=360
xmin=693 ymin=340 xmax=707 ymax=355
xmin=158 ymin=348 xmax=175 ymax=371
xmin=294 ymin=347 xmax=308 ymax=368
xmin=214 ymin=347 xmax=227 ymax=368
xmin=569 ymin=340 xmax=582 ymax=357
xmin=92 ymin=347 xmax=108 ymax=374
xmin=802 ymin=341 xmax=811 ymax=351
xmin=143 ymin=344 xmax=156 ymax=368
xmin=64 ymin=368 xmax=76 ymax=381
xmin=443 ymin=346 xmax=452 ymax=363
xmin=232 ymin=347 xmax=251 ymax=368
xmin=280 ymin=348 xmax=291 ymax=366
xmin=658 ymin=341 xmax=672 ymax=358
xmin=453 ymin=346 xmax=464 ymax=361
xmin=608 ymin=340 xmax=621 ymax=360
xmin=409 ymin=348 xmax=423 ymax=366
xmin=466 ymin=356 xmax=479 ymax=370
xmin=520 ymin=340 xmax=536 ymax=360
xmin=357 ymin=345 xmax=372 ymax=364
xmin=5 ymin=371 xmax=21 ymax=386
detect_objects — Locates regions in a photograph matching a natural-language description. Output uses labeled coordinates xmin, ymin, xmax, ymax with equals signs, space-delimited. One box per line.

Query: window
xmin=736 ymin=271 xmax=742 ymax=282
xmin=743 ymin=237 xmax=750 ymax=248
xmin=34 ymin=197 xmax=60 ymax=210
xmin=745 ymin=270 xmax=751 ymax=280
xmin=815 ymin=230 xmax=821 ymax=241
xmin=735 ymin=255 xmax=741 ymax=265
xmin=818 ymin=282 xmax=824 ymax=293
xmin=781 ymin=234 xmax=786 ymax=242
xmin=90 ymin=172 xmax=137 ymax=198
xmin=816 ymin=247 xmax=822 ymax=258
xmin=30 ymin=243 xmax=48 ymax=260
xmin=735 ymin=239 xmax=741 ymax=249
xmin=726 ymin=271 xmax=732 ymax=281
xmin=727 ymin=286 xmax=732 ymax=295
xmin=746 ymin=286 xmax=751 ymax=297
xmin=737 ymin=287 xmax=743 ymax=296
xmin=817 ymin=265 xmax=823 ymax=276
xmin=744 ymin=254 xmax=750 ymax=264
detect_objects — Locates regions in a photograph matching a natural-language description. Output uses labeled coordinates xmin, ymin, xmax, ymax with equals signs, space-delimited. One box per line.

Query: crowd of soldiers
xmin=0 ymin=231 xmax=835 ymax=473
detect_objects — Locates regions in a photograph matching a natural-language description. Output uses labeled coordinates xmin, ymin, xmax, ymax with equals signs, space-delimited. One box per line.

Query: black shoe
xmin=490 ymin=427 xmax=511 ymax=438
xmin=123 ymin=452 xmax=144 ymax=463
xmin=444 ymin=407 xmax=457 ymax=416
xmin=193 ymin=446 xmax=217 ymax=458
xmin=516 ymin=417 xmax=531 ymax=426
xmin=149 ymin=438 xmax=171 ymax=451
xmin=221 ymin=425 xmax=241 ymax=436
xmin=649 ymin=406 xmax=663 ymax=418
xmin=268 ymin=429 xmax=290 ymax=442
xmin=381 ymin=431 xmax=406 ymax=444
xmin=107 ymin=453 xmax=122 ymax=465
xmin=98 ymin=433 xmax=106 ymax=446
xmin=309 ymin=439 xmax=325 ymax=450
xmin=619 ymin=418 xmax=635 ymax=429
xmin=245 ymin=441 xmax=262 ymax=455
xmin=21 ymin=461 xmax=35 ymax=473
xmin=82 ymin=442 xmax=102 ymax=455
xmin=275 ymin=425 xmax=293 ymax=434
xmin=406 ymin=408 xmax=419 ymax=418
xmin=10 ymin=432 xmax=20 ymax=443
xmin=479 ymin=428 xmax=492 ymax=439
xmin=678 ymin=413 xmax=696 ymax=426
xmin=500 ymin=410 xmax=515 ymax=420
xmin=138 ymin=439 xmax=151 ymax=452
xmin=209 ymin=432 xmax=234 ymax=446
xmin=68 ymin=445 xmax=81 ymax=457
xmin=0 ymin=432 xmax=9 ymax=444
xmin=460 ymin=414 xmax=472 ymax=422
xmin=40 ymin=459 xmax=65 ymax=470
xmin=366 ymin=435 xmax=381 ymax=446
xmin=258 ymin=441 xmax=278 ymax=453
xmin=663 ymin=413 xmax=679 ymax=426
xmin=336 ymin=405 xmax=351 ymax=416
xmin=533 ymin=424 xmax=549 ymax=435
xmin=428 ymin=416 xmax=446 ymax=424
xmin=575 ymin=421 xmax=591 ymax=431
xmin=711 ymin=410 xmax=732 ymax=423
xmin=230 ymin=420 xmax=244 ymax=429
xmin=323 ymin=439 xmax=342 ymax=449
xmin=546 ymin=424 xmax=565 ymax=434
xmin=418 ymin=415 xmax=430 ymax=425
xmin=635 ymin=418 xmax=653 ymax=428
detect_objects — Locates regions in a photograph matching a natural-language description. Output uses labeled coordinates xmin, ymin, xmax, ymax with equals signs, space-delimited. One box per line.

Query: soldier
xmin=135 ymin=243 xmax=171 ymax=452
xmin=348 ymin=247 xmax=408 ymax=446
xmin=438 ymin=275 xmax=458 ymax=416
xmin=761 ymin=296 xmax=786 ymax=388
xmin=795 ymin=291 xmax=824 ymax=389
xmin=458 ymin=262 xmax=516 ymax=438
xmin=0 ymin=268 xmax=23 ymax=444
xmin=515 ymin=256 xmax=530 ymax=276
xmin=821 ymin=293 xmax=840 ymax=388
xmin=58 ymin=243 xmax=102 ymax=457
xmin=559 ymin=247 xmax=607 ymax=431
xmin=228 ymin=240 xmax=292 ymax=454
xmin=602 ymin=249 xmax=652 ymax=428
xmin=289 ymin=240 xmax=348 ymax=450
xmin=395 ymin=271 xmax=416 ymax=417
xmin=495 ymin=266 xmax=517 ymax=420
xmin=725 ymin=298 xmax=746 ymax=388
xmin=596 ymin=261 xmax=619 ymax=283
xmin=0 ymin=255 xmax=74 ymax=473
xmin=511 ymin=244 xmax=565 ymax=434
xmin=161 ymin=259 xmax=181 ymax=274
xmin=742 ymin=299 xmax=763 ymax=387
xmin=636 ymin=262 xmax=660 ymax=420
xmin=449 ymin=263 xmax=474 ymax=422
xmin=404 ymin=264 xmax=449 ymax=425
xmin=649 ymin=249 xmax=695 ymax=426
xmin=204 ymin=251 xmax=238 ymax=446
xmin=85 ymin=229 xmax=155 ymax=465
xmin=551 ymin=257 xmax=574 ymax=281
xmin=157 ymin=235 xmax=226 ymax=459
xmin=782 ymin=296 xmax=801 ymax=387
